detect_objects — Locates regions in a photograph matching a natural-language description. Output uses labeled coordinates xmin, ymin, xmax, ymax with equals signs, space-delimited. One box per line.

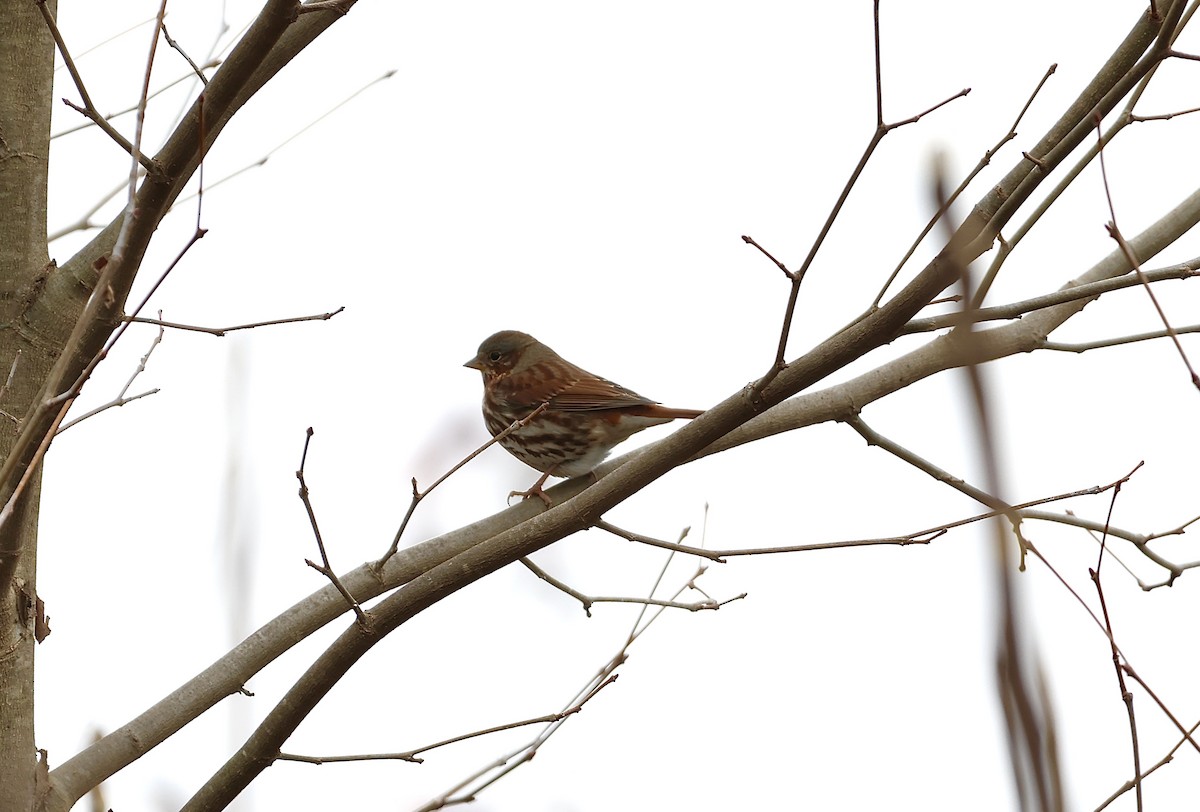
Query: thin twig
xmin=48 ymin=172 xmax=145 ymax=242
xmin=1095 ymin=717 xmax=1200 ymax=810
xmin=419 ymin=524 xmax=725 ymax=810
xmin=51 ymin=65 xmax=222 ymax=140
xmin=278 ymin=680 xmax=613 ymax=765
xmin=1130 ymin=103 xmax=1200 ymax=121
xmin=1020 ymin=535 xmax=1200 ymax=772
xmin=56 ymin=389 xmax=159 ymax=435
xmin=1095 ymin=114 xmax=1200 ymax=390
xmin=520 ymin=557 xmax=593 ymax=614
xmin=124 ymin=307 xmax=345 ymax=336
xmin=522 ymin=551 xmax=742 ymax=615
xmin=297 ymin=428 xmax=368 ymax=626
xmin=1042 ymin=324 xmax=1200 ymax=353
xmin=160 ymin=22 xmax=209 ymax=84
xmin=176 ymin=70 xmax=397 ymax=203
xmin=375 ymin=403 xmax=551 ymax=567
xmin=594 ymin=520 xmax=723 ymax=561
xmin=36 ymin=1 xmax=162 ymax=176
xmin=1088 ymin=477 xmax=1142 ymax=811
xmin=970 ymin=3 xmax=1195 ymax=307
xmin=750 ymin=0 xmax=968 ymax=395
xmin=58 ymin=317 xmax=166 ymax=434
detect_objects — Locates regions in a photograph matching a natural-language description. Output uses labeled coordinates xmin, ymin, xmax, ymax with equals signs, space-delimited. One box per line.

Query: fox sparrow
xmin=465 ymin=330 xmax=702 ymax=504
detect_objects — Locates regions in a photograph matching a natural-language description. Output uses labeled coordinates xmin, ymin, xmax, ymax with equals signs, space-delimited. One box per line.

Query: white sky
xmin=33 ymin=2 xmax=1200 ymax=810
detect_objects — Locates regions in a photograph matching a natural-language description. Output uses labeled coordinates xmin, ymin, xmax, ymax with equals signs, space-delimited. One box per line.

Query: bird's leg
xmin=509 ymin=468 xmax=556 ymax=507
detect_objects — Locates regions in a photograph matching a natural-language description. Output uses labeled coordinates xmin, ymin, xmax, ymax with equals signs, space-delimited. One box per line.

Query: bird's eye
xmin=489 ymin=351 xmax=502 ymax=362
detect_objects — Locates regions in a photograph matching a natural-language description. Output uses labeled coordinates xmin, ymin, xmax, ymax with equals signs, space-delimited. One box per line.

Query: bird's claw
xmin=508 ymin=486 xmax=553 ymax=507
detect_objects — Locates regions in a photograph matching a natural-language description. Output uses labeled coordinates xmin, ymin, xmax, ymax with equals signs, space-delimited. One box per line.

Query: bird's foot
xmin=508 ymin=485 xmax=553 ymax=507
xmin=508 ymin=469 xmax=555 ymax=507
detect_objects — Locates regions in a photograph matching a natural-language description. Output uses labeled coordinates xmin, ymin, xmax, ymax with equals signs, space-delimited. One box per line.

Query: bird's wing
xmin=504 ymin=360 xmax=656 ymax=411
xmin=549 ymin=375 xmax=657 ymax=411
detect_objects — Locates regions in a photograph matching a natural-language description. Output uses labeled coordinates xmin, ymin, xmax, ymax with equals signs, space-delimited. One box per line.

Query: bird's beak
xmin=464 ymin=356 xmax=482 ymax=370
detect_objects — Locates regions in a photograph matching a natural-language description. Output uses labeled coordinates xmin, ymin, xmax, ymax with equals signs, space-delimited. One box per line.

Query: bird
xmin=464 ymin=330 xmax=702 ymax=504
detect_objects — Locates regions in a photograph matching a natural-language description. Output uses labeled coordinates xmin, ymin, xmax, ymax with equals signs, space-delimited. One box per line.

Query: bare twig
xmin=297 ymin=428 xmax=368 ymax=625
xmin=36 ymin=1 xmax=162 ymax=175
xmin=1129 ymin=103 xmax=1200 ymax=121
xmin=522 ymin=542 xmax=743 ymax=615
xmin=54 ymin=13 xmax=161 ymax=67
xmin=594 ymin=520 xmax=722 ymax=561
xmin=0 ymin=404 xmax=70 ymax=539
xmin=160 ymin=22 xmax=210 ymax=84
xmin=124 ymin=307 xmax=345 ymax=336
xmin=0 ymin=226 xmax=204 ymax=541
xmin=375 ymin=403 xmax=551 ymax=567
xmin=971 ymin=2 xmax=1194 ymax=306
xmin=1095 ymin=716 xmax=1200 ymax=811
xmin=176 ymin=70 xmax=397 ymax=203
xmin=47 ymin=172 xmax=145 ymax=241
xmin=1094 ymin=114 xmax=1200 ymax=390
xmin=872 ymin=63 xmax=1056 ymax=310
xmin=279 ymin=679 xmax=615 ymax=767
xmin=55 ymin=389 xmax=159 ymax=435
xmin=520 ymin=557 xmax=593 ymax=614
xmin=1088 ymin=477 xmax=1142 ymax=810
xmin=1042 ymin=324 xmax=1200 ymax=353
xmin=57 ymin=317 xmax=165 ymax=434
xmin=52 ymin=65 xmax=222 ymax=140
xmin=418 ymin=526 xmax=723 ymax=811
xmin=751 ymin=0 xmax=969 ymax=395
xmin=1020 ymin=538 xmax=1200 ymax=784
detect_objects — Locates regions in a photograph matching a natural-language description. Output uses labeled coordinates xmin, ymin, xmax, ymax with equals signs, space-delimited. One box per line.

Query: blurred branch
xmin=47 ymin=172 xmax=145 ymax=242
xmin=934 ymin=162 xmax=1062 ymax=812
xmin=177 ymin=69 xmax=396 ymax=202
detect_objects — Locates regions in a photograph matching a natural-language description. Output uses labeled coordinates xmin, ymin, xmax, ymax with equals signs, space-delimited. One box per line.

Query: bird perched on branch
xmin=465 ymin=330 xmax=702 ymax=504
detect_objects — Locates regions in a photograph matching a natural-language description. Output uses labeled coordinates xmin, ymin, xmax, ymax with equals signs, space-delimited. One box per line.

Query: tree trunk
xmin=0 ymin=2 xmax=57 ymax=809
